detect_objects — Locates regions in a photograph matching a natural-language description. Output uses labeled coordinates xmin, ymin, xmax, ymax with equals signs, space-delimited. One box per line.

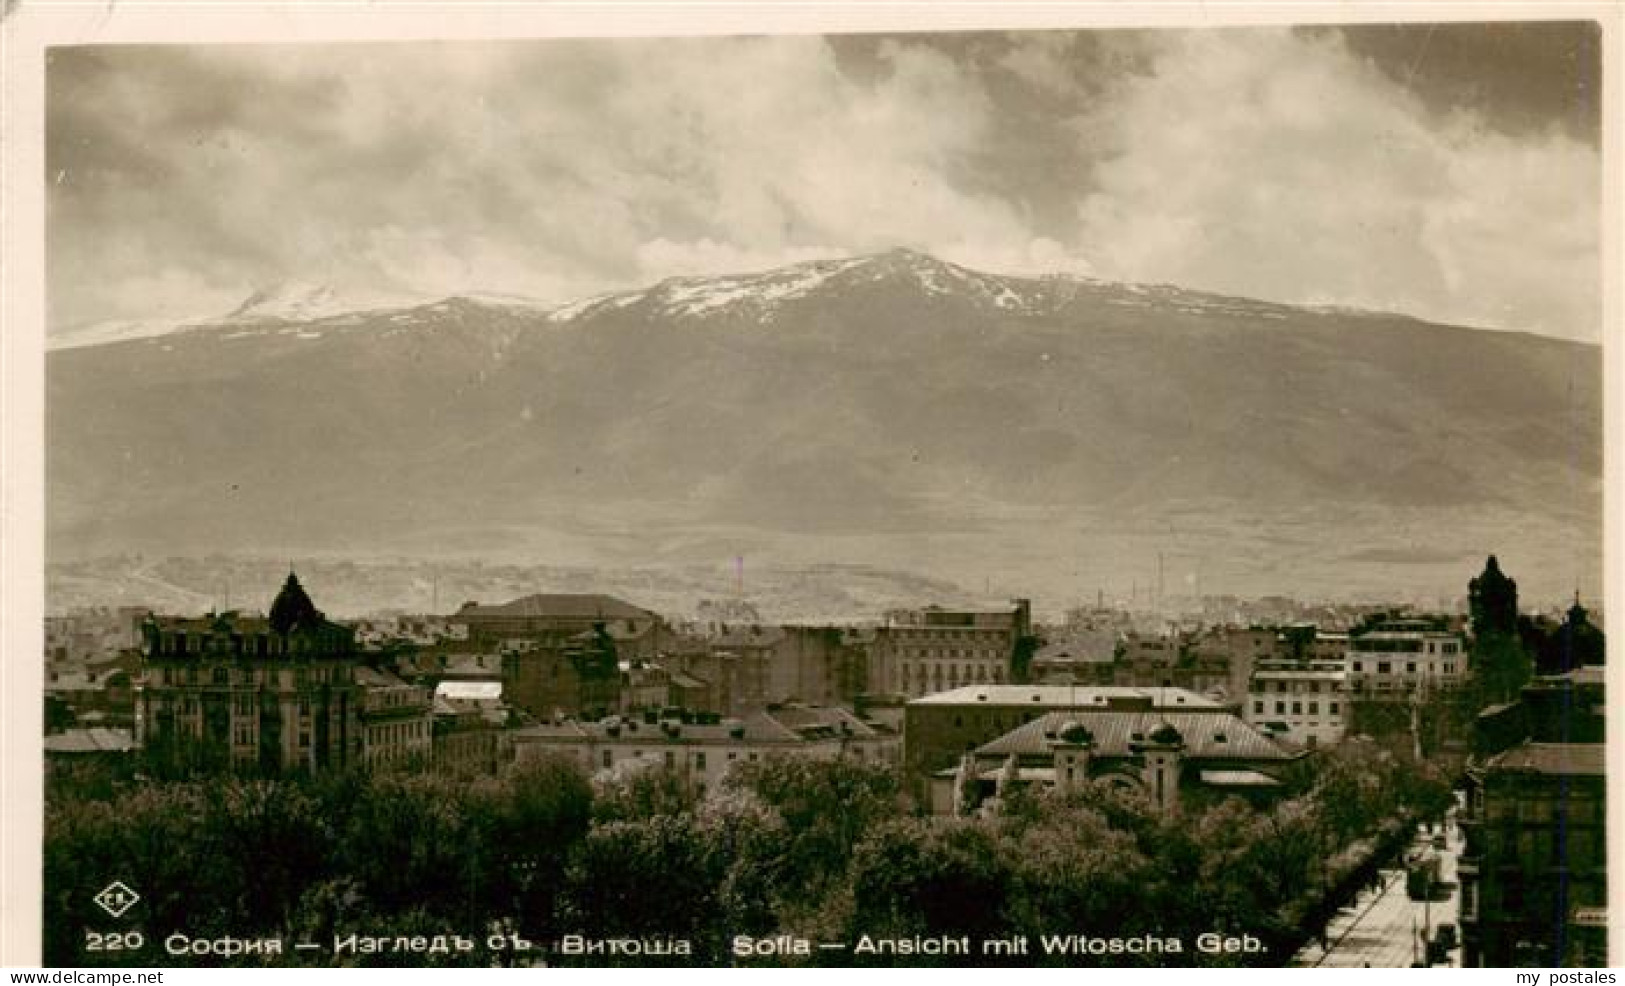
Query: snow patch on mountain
xmin=653 ymin=256 xmax=871 ymax=319
xmin=224 ymin=281 xmax=426 ymax=323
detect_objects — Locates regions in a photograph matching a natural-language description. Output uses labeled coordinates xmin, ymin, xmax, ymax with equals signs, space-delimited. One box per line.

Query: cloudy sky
xmin=47 ymin=21 xmax=1602 ymax=340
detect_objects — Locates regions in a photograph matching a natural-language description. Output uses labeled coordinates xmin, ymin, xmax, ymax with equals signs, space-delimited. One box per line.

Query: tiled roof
xmin=355 ymin=666 xmax=410 ymax=689
xmin=513 ymin=710 xmax=855 ymax=746
xmin=767 ymin=705 xmax=878 ymax=739
xmin=1485 ymin=742 xmax=1605 ymax=777
xmin=457 ymin=594 xmax=655 ymax=620
xmin=976 ymin=710 xmax=1291 ymax=762
xmin=910 ymin=685 xmax=1221 ymax=709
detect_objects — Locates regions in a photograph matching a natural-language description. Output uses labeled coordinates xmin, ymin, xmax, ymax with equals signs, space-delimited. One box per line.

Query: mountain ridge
xmin=51 ymin=248 xmax=1517 ymax=353
xmin=45 ymin=250 xmax=1601 ymax=604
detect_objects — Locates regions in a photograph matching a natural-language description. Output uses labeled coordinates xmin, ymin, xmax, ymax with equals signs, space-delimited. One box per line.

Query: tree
xmin=723 ymin=757 xmax=902 ymax=900
xmin=558 ymin=813 xmax=727 ymax=965
xmin=843 ymin=818 xmax=1009 ymax=965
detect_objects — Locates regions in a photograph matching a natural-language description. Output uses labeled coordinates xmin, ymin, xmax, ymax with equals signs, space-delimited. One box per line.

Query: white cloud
xmin=1072 ymin=29 xmax=1600 ymax=340
xmin=50 ymin=30 xmax=1600 ymax=342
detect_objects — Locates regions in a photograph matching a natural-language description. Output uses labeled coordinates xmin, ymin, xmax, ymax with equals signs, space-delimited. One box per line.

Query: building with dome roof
xmin=933 ymin=707 xmax=1299 ymax=816
xmin=135 ymin=573 xmax=364 ymax=774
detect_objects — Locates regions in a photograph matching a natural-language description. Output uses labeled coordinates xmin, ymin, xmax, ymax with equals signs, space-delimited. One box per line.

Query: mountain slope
xmin=46 ymin=250 xmax=1601 ymax=603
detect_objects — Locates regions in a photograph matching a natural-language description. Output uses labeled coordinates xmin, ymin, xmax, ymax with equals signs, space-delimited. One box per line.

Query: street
xmin=1292 ymin=815 xmax=1463 ymax=968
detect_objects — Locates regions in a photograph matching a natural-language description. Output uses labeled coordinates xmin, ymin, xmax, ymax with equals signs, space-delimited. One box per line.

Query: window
xmin=1406 ymin=662 xmax=1416 ymax=673
xmin=1253 ymin=701 xmax=1264 ymax=714
xmin=1308 ymin=702 xmax=1318 ymax=715
xmin=1275 ymin=701 xmax=1285 ymax=714
xmin=1291 ymin=702 xmax=1302 ymax=715
xmin=1377 ymin=661 xmax=1391 ymax=674
xmin=602 ymin=750 xmax=612 ymax=768
xmin=695 ymin=752 xmax=707 ymax=771
xmin=1353 ymin=661 xmax=1363 ymax=672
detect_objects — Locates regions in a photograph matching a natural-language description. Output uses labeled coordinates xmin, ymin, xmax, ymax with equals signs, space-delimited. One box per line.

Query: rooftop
xmin=354 ymin=665 xmax=412 ymax=689
xmin=437 ymin=681 xmax=503 ymax=702
xmin=44 ymin=728 xmax=134 ymax=754
xmin=514 ymin=705 xmax=878 ymax=746
xmin=1484 ymin=741 xmax=1605 ymax=777
xmin=910 ymin=684 xmax=1221 ymax=709
xmin=976 ymin=710 xmax=1293 ymax=762
xmin=456 ymin=593 xmax=655 ymax=621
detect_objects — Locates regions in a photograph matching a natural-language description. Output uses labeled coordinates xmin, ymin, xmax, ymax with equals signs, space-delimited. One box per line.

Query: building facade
xmin=903 ymin=684 xmax=1226 ymax=788
xmin=135 ymin=574 xmax=362 ymax=774
xmin=938 ymin=709 xmax=1297 ymax=816
xmin=1346 ymin=619 xmax=1468 ymax=699
xmin=874 ymin=601 xmax=1032 ymax=698
xmin=1459 ymin=668 xmax=1607 ymax=967
xmin=1245 ymin=657 xmax=1348 ymax=749
xmin=512 ymin=705 xmax=895 ymax=797
xmin=356 ymin=666 xmax=433 ymax=768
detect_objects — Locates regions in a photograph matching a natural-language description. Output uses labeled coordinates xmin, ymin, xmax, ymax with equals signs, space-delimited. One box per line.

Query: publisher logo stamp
xmin=93 ymin=881 xmax=140 ymax=918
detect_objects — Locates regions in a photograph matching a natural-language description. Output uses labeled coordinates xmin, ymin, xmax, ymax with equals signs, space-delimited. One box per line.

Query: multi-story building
xmin=501 ymin=637 xmax=596 ymax=721
xmin=452 ymin=593 xmax=665 ymax=649
xmin=1119 ymin=630 xmax=1237 ymax=699
xmin=873 ymin=601 xmax=1032 ymax=698
xmin=431 ymin=694 xmax=512 ymax=774
xmin=1459 ymin=667 xmax=1607 ymax=967
xmin=1041 ymin=626 xmax=1276 ymax=705
xmin=355 ymin=666 xmax=433 ymax=768
xmin=511 ymin=705 xmax=894 ymax=797
xmin=1244 ymin=657 xmax=1348 ymax=749
xmin=903 ymin=683 xmax=1225 ymax=787
xmin=1345 ymin=619 xmax=1468 ymax=699
xmin=937 ymin=708 xmax=1297 ymax=815
xmin=135 ymin=574 xmax=362 ymax=774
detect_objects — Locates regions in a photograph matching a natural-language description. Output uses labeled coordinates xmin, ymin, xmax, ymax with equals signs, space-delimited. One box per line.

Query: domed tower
xmin=1048 ymin=719 xmax=1095 ymax=792
xmin=269 ymin=572 xmax=323 ymax=636
xmin=1136 ymin=719 xmax=1187 ymax=814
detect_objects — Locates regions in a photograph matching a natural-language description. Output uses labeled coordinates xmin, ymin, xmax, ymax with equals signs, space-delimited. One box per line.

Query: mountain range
xmin=46 ymin=249 xmax=1601 ymax=608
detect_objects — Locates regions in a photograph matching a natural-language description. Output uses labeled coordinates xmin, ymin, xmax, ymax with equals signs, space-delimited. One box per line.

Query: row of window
xmin=1258 ymin=680 xmax=1341 ymax=694
xmin=1350 ymin=660 xmax=1459 ymax=675
xmin=369 ymin=720 xmax=429 ymax=748
xmin=1253 ymin=700 xmax=1340 ymax=716
xmin=1348 ymin=639 xmax=1460 ymax=655
xmin=156 ymin=665 xmax=350 ymax=687
xmin=898 ymin=647 xmax=1005 ymax=660
xmin=895 ymin=628 xmax=1005 ymax=642
xmin=900 ymin=662 xmax=1004 ymax=689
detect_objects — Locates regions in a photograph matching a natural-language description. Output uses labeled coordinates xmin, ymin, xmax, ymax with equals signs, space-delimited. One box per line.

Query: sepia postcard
xmin=2 ymin=0 xmax=1620 ymax=971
